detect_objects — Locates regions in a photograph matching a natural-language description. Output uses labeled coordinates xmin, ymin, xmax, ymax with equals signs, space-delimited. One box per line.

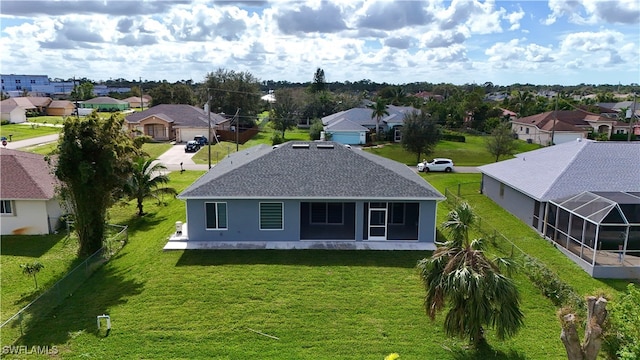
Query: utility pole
xmin=140 ymin=76 xmax=144 ymax=112
xmin=234 ymin=108 xmax=241 ymax=152
xmin=208 ymin=89 xmax=212 ymax=169
xmin=550 ymin=92 xmax=558 ymax=146
xmin=628 ymin=93 xmax=637 ymax=142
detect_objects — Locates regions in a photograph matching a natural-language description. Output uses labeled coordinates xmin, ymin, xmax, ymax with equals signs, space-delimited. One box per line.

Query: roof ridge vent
xmin=292 ymin=143 xmax=310 ymax=149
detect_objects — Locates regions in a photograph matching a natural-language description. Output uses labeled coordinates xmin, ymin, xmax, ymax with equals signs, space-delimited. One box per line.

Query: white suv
xmin=417 ymin=158 xmax=454 ymax=173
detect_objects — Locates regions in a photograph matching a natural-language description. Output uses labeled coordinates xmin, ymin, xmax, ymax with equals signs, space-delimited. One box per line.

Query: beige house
xmin=125 ymin=104 xmax=229 ymax=142
xmin=124 ymin=95 xmax=151 ymax=109
xmin=46 ymin=100 xmax=76 ymax=116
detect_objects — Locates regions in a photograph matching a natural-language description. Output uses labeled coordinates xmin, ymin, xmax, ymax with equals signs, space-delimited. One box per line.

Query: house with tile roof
xmin=511 ymin=109 xmax=630 ymax=145
xmin=322 ymin=105 xmax=419 ymax=144
xmin=125 ymin=104 xmax=230 ymax=142
xmin=80 ymin=96 xmax=129 ymax=111
xmin=0 ymin=149 xmax=64 ymax=235
xmin=479 ymin=140 xmax=640 ymax=279
xmin=166 ymin=141 xmax=445 ymax=250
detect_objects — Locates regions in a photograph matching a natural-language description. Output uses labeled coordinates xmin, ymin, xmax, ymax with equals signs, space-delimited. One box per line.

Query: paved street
xmin=2 ymin=134 xmax=60 ymax=149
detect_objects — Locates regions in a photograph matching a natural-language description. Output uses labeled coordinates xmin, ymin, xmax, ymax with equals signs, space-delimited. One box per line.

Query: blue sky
xmin=1 ymin=0 xmax=638 ymax=86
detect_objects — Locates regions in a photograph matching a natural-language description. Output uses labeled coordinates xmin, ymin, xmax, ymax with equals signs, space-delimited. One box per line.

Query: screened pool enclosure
xmin=544 ymin=191 xmax=640 ymax=278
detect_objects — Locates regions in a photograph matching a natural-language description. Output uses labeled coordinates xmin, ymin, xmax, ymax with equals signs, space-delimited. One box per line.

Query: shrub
xmin=271 ymin=133 xmax=283 ymax=145
xmin=441 ymin=134 xmax=466 ymax=142
xmin=603 ymin=283 xmax=640 ymax=360
xmin=522 ymin=255 xmax=585 ymax=311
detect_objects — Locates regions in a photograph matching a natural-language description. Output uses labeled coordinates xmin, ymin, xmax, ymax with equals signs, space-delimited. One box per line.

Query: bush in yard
xmin=603 ymin=283 xmax=640 ymax=360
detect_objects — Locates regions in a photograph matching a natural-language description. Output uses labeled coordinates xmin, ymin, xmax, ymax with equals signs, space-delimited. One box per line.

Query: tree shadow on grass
xmin=113 ymin=212 xmax=167 ymax=237
xmin=12 ymin=265 xmax=144 ymax=347
xmin=0 ymin=233 xmax=67 ymax=257
xmin=175 ymin=249 xmax=433 ymax=268
xmin=448 ymin=342 xmax=528 ymax=360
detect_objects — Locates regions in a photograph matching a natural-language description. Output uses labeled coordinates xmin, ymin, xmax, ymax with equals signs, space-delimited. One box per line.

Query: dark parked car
xmin=185 ymin=140 xmax=201 ymax=153
xmin=194 ymin=135 xmax=208 ymax=145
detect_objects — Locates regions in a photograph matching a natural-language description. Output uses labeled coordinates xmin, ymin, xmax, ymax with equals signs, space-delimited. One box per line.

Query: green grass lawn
xmin=364 ymin=136 xmax=542 ymax=166
xmin=4 ymin=170 xmax=600 ymax=359
xmin=141 ymin=143 xmax=173 ymax=160
xmin=0 ymin=234 xmax=81 ymax=323
xmin=24 ymin=116 xmax=65 ymax=125
xmin=191 ymin=123 xmax=311 ymax=165
xmin=0 ymin=124 xmax=61 ymax=142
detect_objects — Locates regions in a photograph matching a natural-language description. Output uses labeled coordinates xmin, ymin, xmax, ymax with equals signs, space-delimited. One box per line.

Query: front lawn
xmin=0 ymin=124 xmax=61 ymax=142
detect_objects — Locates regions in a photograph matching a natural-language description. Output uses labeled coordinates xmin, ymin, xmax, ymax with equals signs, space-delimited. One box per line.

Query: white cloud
xmin=545 ymin=0 xmax=640 ymax=25
xmin=505 ymin=7 xmax=525 ymax=30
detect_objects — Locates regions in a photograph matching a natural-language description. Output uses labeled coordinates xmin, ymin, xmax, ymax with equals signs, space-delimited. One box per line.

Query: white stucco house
xmin=0 ymin=149 xmax=64 ymax=235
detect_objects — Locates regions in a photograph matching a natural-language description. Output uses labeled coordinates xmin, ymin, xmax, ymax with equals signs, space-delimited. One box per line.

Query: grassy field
xmin=0 ymin=234 xmax=81 ymax=323
xmin=191 ymin=123 xmax=311 ymax=165
xmin=0 ymin=124 xmax=61 ymax=142
xmin=4 ymin=170 xmax=628 ymax=359
xmin=364 ymin=137 xmax=542 ymax=166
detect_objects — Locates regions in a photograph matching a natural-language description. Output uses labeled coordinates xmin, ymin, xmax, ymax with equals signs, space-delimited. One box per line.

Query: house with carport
xmin=0 ymin=149 xmax=64 ymax=235
xmin=479 ymin=140 xmax=640 ymax=279
xmin=166 ymin=141 xmax=445 ymax=250
xmin=125 ymin=104 xmax=229 ymax=142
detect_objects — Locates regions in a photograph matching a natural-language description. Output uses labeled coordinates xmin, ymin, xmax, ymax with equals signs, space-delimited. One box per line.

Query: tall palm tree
xmin=124 ymin=158 xmax=177 ymax=216
xmin=417 ymin=202 xmax=523 ymax=348
xmin=367 ymin=98 xmax=389 ymax=141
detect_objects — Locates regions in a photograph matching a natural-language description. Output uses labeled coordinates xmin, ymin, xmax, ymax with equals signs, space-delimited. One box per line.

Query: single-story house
xmin=80 ymin=96 xmax=130 ymax=111
xmin=0 ymin=98 xmax=35 ymax=123
xmin=479 ymin=140 xmax=640 ymax=279
xmin=46 ymin=100 xmax=76 ymax=116
xmin=123 ymin=96 xmax=151 ymax=109
xmin=511 ymin=109 xmax=624 ymax=145
xmin=25 ymin=97 xmax=52 ymax=114
xmin=125 ymin=104 xmax=229 ymax=142
xmin=0 ymin=149 xmax=64 ymax=235
xmin=166 ymin=141 xmax=445 ymax=250
xmin=322 ymin=105 xmax=419 ymax=145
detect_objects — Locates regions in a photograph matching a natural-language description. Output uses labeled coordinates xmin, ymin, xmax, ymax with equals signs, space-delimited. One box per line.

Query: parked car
xmin=185 ymin=140 xmax=201 ymax=153
xmin=417 ymin=158 xmax=454 ymax=173
xmin=194 ymin=135 xmax=208 ymax=145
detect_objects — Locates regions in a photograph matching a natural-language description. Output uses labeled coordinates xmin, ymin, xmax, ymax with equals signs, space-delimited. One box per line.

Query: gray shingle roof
xmin=179 ymin=141 xmax=444 ymax=200
xmin=479 ymin=140 xmax=640 ymax=201
xmin=125 ymin=104 xmax=227 ymax=127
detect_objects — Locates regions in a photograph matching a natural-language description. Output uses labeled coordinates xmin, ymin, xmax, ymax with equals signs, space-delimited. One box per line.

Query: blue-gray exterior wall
xmin=184 ymin=199 xmax=438 ymax=243
xmin=482 ymin=175 xmax=537 ymax=229
xmin=329 ymin=132 xmax=365 ymax=145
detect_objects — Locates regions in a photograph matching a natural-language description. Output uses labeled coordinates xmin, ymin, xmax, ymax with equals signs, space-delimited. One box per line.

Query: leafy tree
xmin=202 ymin=68 xmax=261 ymax=129
xmin=486 ymin=122 xmax=518 ymax=162
xmin=124 ymin=158 xmax=177 ymax=216
xmin=270 ymin=88 xmax=300 ymax=138
xmin=367 ymin=98 xmax=389 ymax=140
xmin=71 ymin=81 xmax=95 ymax=101
xmin=401 ymin=110 xmax=441 ymax=163
xmin=54 ymin=112 xmax=141 ymax=256
xmin=417 ymin=202 xmax=523 ymax=348
xmin=21 ymin=261 xmax=44 ymax=289
xmin=310 ymin=68 xmax=327 ymax=93
xmin=149 ymin=82 xmax=195 ymax=106
xmin=309 ymin=119 xmax=324 ymax=140
xmin=604 ymin=283 xmax=640 ymax=360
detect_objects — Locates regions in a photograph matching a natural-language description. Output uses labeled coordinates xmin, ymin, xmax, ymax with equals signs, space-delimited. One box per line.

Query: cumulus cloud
xmin=545 ymin=0 xmax=640 ymax=25
xmin=0 ymin=0 xmax=189 ymax=16
xmin=505 ymin=7 xmax=525 ymax=30
xmin=419 ymin=30 xmax=467 ymax=48
xmin=355 ymin=1 xmax=433 ymax=31
xmin=276 ymin=2 xmax=348 ymax=34
xmin=384 ymin=36 xmax=413 ymax=49
xmin=485 ymin=38 xmax=554 ymax=64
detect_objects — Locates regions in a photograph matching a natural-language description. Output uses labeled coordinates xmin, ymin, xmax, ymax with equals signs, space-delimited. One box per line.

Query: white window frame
xmin=260 ymin=202 xmax=284 ymax=230
xmin=205 ymin=202 xmax=227 ymax=230
xmin=1 ymin=200 xmax=14 ymax=215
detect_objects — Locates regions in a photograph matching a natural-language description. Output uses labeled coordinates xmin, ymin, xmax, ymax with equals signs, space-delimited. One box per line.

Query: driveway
xmin=2 ymin=134 xmax=60 ymax=149
xmin=155 ymin=144 xmax=208 ymax=171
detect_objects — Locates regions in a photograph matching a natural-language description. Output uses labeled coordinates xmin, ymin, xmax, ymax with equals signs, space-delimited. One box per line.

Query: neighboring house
xmin=167 ymin=141 xmax=445 ymax=250
xmin=0 ymin=97 xmax=36 ymax=123
xmin=25 ymin=97 xmax=52 ymax=113
xmin=46 ymin=100 xmax=76 ymax=116
xmin=479 ymin=140 xmax=640 ymax=279
xmin=511 ymin=109 xmax=616 ymax=145
xmin=322 ymin=105 xmax=418 ymax=145
xmin=125 ymin=104 xmax=229 ymax=142
xmin=0 ymin=149 xmax=64 ymax=235
xmin=123 ymin=96 xmax=151 ymax=109
xmin=0 ymin=103 xmax=27 ymax=123
xmin=80 ymin=96 xmax=130 ymax=111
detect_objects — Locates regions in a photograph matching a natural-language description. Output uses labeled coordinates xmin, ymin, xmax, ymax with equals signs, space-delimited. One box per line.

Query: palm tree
xmin=124 ymin=158 xmax=177 ymax=216
xmin=367 ymin=98 xmax=389 ymax=141
xmin=417 ymin=202 xmax=523 ymax=348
